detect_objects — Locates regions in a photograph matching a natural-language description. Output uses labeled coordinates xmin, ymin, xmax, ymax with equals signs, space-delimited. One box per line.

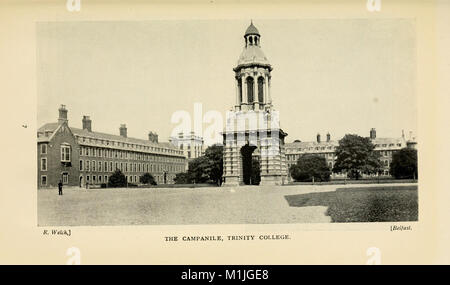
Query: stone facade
xmin=169 ymin=131 xmax=204 ymax=169
xmin=222 ymin=22 xmax=289 ymax=186
xmin=37 ymin=105 xmax=186 ymax=188
xmin=285 ymin=129 xmax=418 ymax=179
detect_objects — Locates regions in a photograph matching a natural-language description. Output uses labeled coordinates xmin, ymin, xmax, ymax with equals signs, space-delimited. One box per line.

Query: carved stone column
xmin=235 ymin=77 xmax=240 ymax=110
xmin=242 ymin=74 xmax=248 ymax=111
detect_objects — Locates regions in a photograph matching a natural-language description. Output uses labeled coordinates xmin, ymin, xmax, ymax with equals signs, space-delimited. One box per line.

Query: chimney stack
xmin=316 ymin=133 xmax=321 ymax=143
xmin=82 ymin=116 xmax=92 ymax=132
xmin=326 ymin=132 xmax=331 ymax=142
xmin=58 ymin=104 xmax=68 ymax=125
xmin=370 ymin=128 xmax=376 ymax=139
xmin=148 ymin=131 xmax=158 ymax=143
xmin=119 ymin=124 xmax=127 ymax=138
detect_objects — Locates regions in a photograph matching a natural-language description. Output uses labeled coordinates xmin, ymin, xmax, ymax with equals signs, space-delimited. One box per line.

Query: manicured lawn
xmin=284 ymin=185 xmax=418 ymax=222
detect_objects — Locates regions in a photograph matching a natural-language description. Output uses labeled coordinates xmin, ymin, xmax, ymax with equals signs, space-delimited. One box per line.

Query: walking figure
xmin=58 ymin=180 xmax=63 ymax=195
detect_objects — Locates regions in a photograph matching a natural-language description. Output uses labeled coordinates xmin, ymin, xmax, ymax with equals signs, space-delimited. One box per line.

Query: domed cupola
xmin=236 ymin=21 xmax=272 ymax=70
xmin=245 ymin=21 xmax=260 ymax=44
xmin=233 ymin=21 xmax=273 ymax=112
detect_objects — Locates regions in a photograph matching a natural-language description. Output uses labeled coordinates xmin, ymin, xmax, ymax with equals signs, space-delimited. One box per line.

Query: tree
xmin=204 ymin=144 xmax=224 ymax=185
xmin=140 ymin=172 xmax=157 ymax=185
xmin=173 ymin=144 xmax=224 ymax=185
xmin=108 ymin=169 xmax=127 ymax=188
xmin=390 ymin=148 xmax=418 ymax=179
xmin=289 ymin=154 xmax=331 ymax=182
xmin=187 ymin=156 xmax=211 ymax=183
xmin=333 ymin=134 xmax=382 ymax=179
xmin=174 ymin=172 xmax=192 ymax=184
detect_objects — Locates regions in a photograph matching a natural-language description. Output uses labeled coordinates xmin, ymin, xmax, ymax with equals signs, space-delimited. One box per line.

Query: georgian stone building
xmin=37 ymin=105 xmax=186 ymax=188
xmin=285 ymin=128 xmax=417 ymax=179
xmin=170 ymin=132 xmax=204 ymax=160
xmin=222 ymin=22 xmax=289 ymax=186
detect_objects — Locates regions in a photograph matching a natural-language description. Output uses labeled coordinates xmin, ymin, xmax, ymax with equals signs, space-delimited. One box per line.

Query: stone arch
xmin=246 ymin=76 xmax=254 ymax=103
xmin=257 ymin=76 xmax=264 ymax=103
xmin=240 ymin=143 xmax=261 ymax=185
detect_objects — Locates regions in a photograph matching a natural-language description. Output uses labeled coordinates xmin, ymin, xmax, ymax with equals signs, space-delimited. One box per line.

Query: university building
xmin=169 ymin=131 xmax=204 ymax=163
xmin=37 ymin=105 xmax=186 ymax=188
xmin=285 ymin=128 xmax=417 ymax=179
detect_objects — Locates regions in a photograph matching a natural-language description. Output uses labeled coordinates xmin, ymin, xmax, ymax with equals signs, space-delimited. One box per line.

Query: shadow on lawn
xmin=284 ymin=185 xmax=418 ymax=223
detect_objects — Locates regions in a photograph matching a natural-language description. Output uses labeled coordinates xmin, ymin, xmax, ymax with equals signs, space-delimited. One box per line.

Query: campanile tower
xmin=222 ymin=22 xmax=288 ymax=186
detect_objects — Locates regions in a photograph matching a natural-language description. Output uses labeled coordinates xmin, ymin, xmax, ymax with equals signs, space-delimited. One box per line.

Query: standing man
xmin=58 ymin=180 xmax=63 ymax=196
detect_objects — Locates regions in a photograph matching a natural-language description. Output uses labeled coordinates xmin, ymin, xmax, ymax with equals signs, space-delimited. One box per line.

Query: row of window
xmin=377 ymin=150 xmax=396 ymax=157
xmin=40 ymin=156 xmax=184 ymax=173
xmin=39 ymin=145 xmax=72 ymax=171
xmin=287 ymin=153 xmax=335 ymax=161
xmin=179 ymin=143 xmax=202 ymax=150
xmin=286 ymin=150 xmax=397 ymax=161
xmin=82 ymin=174 xmax=172 ymax=185
xmin=40 ymin=173 xmax=69 ymax=186
xmin=186 ymin=150 xmax=202 ymax=159
xmin=287 ymin=158 xmax=391 ymax=168
xmin=79 ymin=146 xmax=183 ymax=163
xmin=286 ymin=146 xmax=337 ymax=152
xmin=286 ymin=143 xmax=403 ymax=153
xmin=40 ymin=173 xmax=175 ymax=187
xmin=76 ymin=135 xmax=182 ymax=155
xmin=375 ymin=143 xmax=402 ymax=148
xmin=79 ymin=160 xmax=183 ymax=173
xmin=237 ymin=76 xmax=266 ymax=104
xmin=40 ymin=144 xmax=72 ymax=162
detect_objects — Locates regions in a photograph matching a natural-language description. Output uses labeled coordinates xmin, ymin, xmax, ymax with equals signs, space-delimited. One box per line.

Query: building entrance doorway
xmin=241 ymin=144 xmax=257 ymax=185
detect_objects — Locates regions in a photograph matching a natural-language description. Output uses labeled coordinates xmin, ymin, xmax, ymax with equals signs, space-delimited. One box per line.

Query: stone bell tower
xmin=222 ymin=22 xmax=288 ymax=186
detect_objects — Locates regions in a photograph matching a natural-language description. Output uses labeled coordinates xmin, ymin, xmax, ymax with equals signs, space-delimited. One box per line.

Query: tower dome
xmin=232 ymin=21 xmax=273 ymax=112
xmin=236 ymin=22 xmax=272 ymax=70
xmin=245 ymin=22 xmax=260 ymax=36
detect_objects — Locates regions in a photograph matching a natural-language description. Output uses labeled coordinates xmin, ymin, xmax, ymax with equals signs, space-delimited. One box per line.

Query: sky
xmin=37 ymin=19 xmax=417 ymax=145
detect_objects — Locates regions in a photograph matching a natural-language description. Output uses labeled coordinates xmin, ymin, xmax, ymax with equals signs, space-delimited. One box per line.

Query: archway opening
xmin=241 ymin=143 xmax=259 ymax=185
xmin=257 ymin=76 xmax=264 ymax=103
xmin=246 ymin=77 xmax=254 ymax=103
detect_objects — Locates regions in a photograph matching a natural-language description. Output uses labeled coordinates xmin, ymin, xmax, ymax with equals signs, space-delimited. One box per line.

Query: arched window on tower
xmin=238 ymin=79 xmax=242 ymax=104
xmin=258 ymin=77 xmax=264 ymax=103
xmin=247 ymin=77 xmax=254 ymax=103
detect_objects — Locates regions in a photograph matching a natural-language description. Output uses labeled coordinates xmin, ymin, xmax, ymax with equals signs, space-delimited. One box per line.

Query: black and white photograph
xmin=36 ymin=19 xmax=418 ymax=226
xmin=2 ymin=0 xmax=450 ymax=267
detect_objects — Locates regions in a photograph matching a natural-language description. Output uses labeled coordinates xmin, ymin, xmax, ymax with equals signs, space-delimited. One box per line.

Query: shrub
xmin=140 ymin=172 xmax=157 ymax=185
xmin=390 ymin=148 xmax=418 ymax=179
xmin=174 ymin=172 xmax=192 ymax=184
xmin=107 ymin=170 xmax=127 ymax=188
xmin=290 ymin=154 xmax=331 ymax=182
